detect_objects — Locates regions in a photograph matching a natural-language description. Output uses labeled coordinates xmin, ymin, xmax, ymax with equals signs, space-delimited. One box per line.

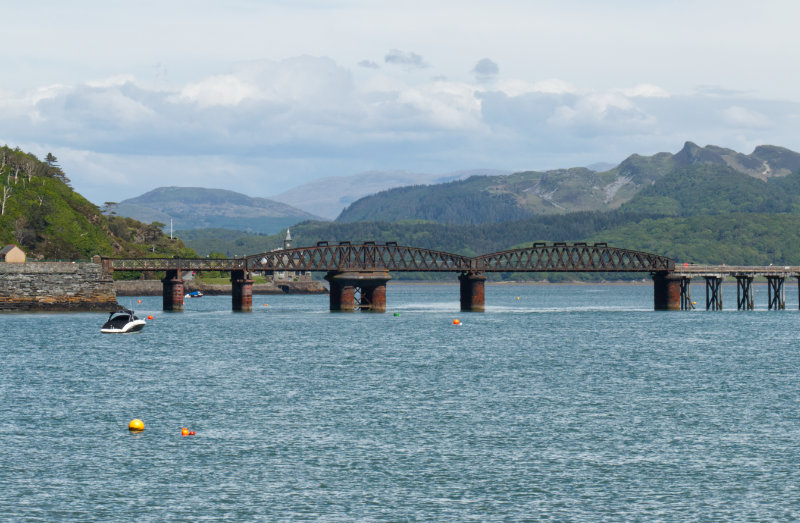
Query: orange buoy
xmin=147 ymin=315 xmax=154 ymax=320
xmin=453 ymin=319 xmax=460 ymax=325
xmin=137 ymin=300 xmax=142 ymax=303
xmin=181 ymin=427 xmax=189 ymax=436
xmin=188 ymin=431 xmax=196 ymax=436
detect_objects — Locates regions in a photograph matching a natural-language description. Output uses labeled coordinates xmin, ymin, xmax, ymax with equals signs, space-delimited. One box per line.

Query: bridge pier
xmin=767 ymin=276 xmax=785 ymax=310
xmin=325 ymin=271 xmax=391 ymax=312
xmin=459 ymin=271 xmax=486 ymax=312
xmin=679 ymin=276 xmax=694 ymax=310
xmin=162 ymin=269 xmax=185 ymax=312
xmin=231 ymin=269 xmax=253 ymax=312
xmin=736 ymin=275 xmax=754 ymax=310
xmin=705 ymin=276 xmax=723 ymax=310
xmin=653 ymin=271 xmax=681 ymax=310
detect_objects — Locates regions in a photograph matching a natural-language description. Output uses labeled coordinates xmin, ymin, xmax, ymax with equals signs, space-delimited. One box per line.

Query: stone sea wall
xmin=0 ymin=262 xmax=118 ymax=312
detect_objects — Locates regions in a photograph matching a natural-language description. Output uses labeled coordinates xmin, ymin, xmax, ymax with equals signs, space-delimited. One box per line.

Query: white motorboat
xmin=101 ymin=309 xmax=146 ymax=333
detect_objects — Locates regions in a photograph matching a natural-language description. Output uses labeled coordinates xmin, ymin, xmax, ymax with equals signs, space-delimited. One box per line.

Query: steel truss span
xmin=473 ymin=242 xmax=675 ymax=273
xmin=247 ymin=242 xmax=472 ymax=273
xmin=243 ymin=241 xmax=674 ymax=273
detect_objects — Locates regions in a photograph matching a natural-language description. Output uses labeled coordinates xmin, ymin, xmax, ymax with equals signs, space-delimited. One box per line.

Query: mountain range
xmin=335 ymin=142 xmax=800 ymax=224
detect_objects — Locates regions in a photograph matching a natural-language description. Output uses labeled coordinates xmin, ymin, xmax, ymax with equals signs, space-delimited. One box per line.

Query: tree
xmin=102 ymin=202 xmax=118 ymax=216
xmin=44 ymin=152 xmax=70 ymax=185
xmin=1 ymin=184 xmax=11 ymax=215
xmin=24 ymin=159 xmax=37 ymax=182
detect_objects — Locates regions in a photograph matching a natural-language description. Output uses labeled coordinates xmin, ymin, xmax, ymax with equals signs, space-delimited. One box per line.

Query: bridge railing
xmin=104 ymin=258 xmax=246 ymax=272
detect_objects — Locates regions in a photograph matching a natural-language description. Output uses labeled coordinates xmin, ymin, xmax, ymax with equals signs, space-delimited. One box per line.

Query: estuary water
xmin=2 ymin=282 xmax=800 ymax=521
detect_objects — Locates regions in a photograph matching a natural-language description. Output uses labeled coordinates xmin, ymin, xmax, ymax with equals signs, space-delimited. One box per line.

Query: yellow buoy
xmin=128 ymin=419 xmax=145 ymax=432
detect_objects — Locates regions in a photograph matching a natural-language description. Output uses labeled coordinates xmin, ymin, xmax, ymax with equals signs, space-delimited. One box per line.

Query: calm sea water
xmin=2 ymin=282 xmax=800 ymax=521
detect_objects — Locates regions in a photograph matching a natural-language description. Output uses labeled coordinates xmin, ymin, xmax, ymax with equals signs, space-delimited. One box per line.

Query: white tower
xmin=284 ymin=228 xmax=292 ymax=250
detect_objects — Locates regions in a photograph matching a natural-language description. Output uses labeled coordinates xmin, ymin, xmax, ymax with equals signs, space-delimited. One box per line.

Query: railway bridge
xmin=102 ymin=241 xmax=799 ymax=312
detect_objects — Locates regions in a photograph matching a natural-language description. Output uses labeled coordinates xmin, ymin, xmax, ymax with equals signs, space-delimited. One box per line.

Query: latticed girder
xmin=473 ymin=242 xmax=675 ymax=272
xmin=247 ymin=243 xmax=472 ymax=272
xmin=104 ymin=242 xmax=675 ymax=274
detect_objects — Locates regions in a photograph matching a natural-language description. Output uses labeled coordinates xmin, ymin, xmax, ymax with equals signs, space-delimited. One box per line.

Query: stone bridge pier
xmin=325 ymin=271 xmax=391 ymax=312
xmin=162 ymin=269 xmax=185 ymax=312
xmin=652 ymin=271 xmax=682 ymax=310
xmin=459 ymin=271 xmax=486 ymax=312
xmin=231 ymin=269 xmax=254 ymax=312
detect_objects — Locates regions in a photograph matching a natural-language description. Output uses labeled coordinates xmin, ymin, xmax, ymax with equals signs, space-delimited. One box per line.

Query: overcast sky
xmin=2 ymin=0 xmax=799 ymax=204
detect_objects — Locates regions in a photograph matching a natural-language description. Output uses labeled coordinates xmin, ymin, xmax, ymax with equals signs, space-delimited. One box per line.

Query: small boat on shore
xmin=184 ymin=291 xmax=204 ymax=298
xmin=101 ymin=309 xmax=146 ymax=333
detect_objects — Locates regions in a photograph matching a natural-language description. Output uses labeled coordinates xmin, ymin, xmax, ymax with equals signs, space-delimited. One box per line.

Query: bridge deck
xmin=674 ymin=265 xmax=800 ymax=278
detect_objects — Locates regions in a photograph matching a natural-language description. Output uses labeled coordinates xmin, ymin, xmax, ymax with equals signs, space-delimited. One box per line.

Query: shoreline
xmin=387 ymin=279 xmax=653 ymax=286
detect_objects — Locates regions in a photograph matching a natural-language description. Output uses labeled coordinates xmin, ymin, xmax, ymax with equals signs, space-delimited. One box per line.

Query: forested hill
xmin=114 ymin=186 xmax=325 ymax=234
xmin=336 ymin=142 xmax=800 ymax=225
xmin=0 ymin=146 xmax=196 ymax=259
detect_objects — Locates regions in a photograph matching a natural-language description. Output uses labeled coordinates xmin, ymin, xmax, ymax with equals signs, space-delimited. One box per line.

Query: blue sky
xmin=2 ymin=0 xmax=799 ymax=204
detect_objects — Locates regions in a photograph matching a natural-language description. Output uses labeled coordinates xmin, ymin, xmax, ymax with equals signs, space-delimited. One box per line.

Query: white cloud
xmin=495 ymin=78 xmax=577 ymax=98
xmin=85 ymin=75 xmax=137 ymax=88
xmin=720 ymin=106 xmax=771 ymax=128
xmin=1 ymin=52 xmax=800 ymax=205
xmin=615 ymin=84 xmax=670 ymax=98
xmin=177 ymin=75 xmax=261 ymax=107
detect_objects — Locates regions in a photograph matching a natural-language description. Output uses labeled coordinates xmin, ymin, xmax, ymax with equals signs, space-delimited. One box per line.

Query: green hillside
xmin=620 ymin=164 xmax=800 ymax=216
xmin=0 ymin=146 xmax=196 ymax=259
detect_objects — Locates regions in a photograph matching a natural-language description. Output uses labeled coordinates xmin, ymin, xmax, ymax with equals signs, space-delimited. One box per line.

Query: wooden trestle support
xmin=324 ymin=271 xmax=391 ymax=312
xmin=736 ymin=275 xmax=754 ymax=311
xmin=767 ymin=276 xmax=786 ymax=310
xmin=704 ymin=276 xmax=723 ymax=311
xmin=674 ymin=274 xmax=789 ymax=311
xmin=679 ymin=277 xmax=694 ymax=310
